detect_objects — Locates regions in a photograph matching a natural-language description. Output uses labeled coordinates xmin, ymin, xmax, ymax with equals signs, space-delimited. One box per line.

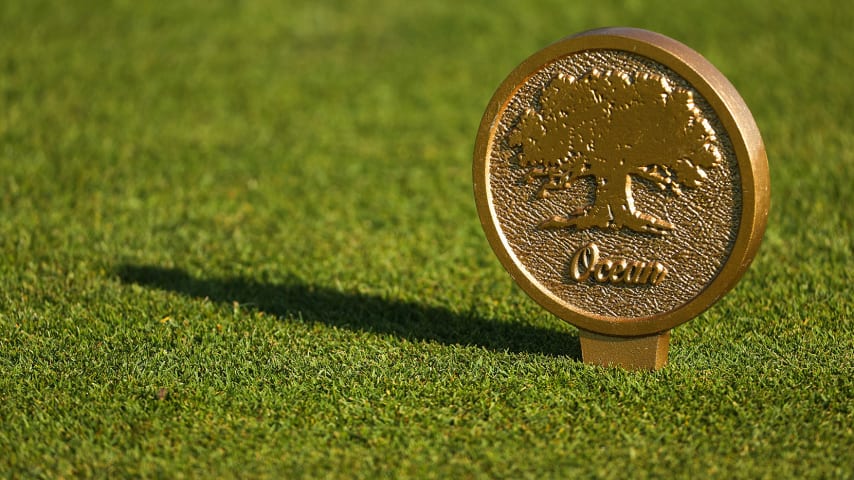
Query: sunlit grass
xmin=1 ymin=0 xmax=851 ymax=477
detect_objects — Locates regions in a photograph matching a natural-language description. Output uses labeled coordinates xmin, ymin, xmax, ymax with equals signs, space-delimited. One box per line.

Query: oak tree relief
xmin=509 ymin=69 xmax=722 ymax=235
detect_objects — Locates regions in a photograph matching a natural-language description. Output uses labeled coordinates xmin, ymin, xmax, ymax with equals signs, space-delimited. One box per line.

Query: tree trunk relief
xmin=539 ymin=171 xmax=674 ymax=235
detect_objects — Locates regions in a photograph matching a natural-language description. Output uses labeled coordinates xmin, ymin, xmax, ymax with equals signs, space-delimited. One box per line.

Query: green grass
xmin=1 ymin=0 xmax=852 ymax=477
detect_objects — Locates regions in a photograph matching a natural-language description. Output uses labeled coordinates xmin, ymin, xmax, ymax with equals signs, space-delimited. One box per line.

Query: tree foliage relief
xmin=509 ymin=69 xmax=722 ymax=235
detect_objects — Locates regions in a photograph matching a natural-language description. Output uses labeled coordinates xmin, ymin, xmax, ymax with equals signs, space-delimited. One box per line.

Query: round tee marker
xmin=473 ymin=28 xmax=769 ymax=370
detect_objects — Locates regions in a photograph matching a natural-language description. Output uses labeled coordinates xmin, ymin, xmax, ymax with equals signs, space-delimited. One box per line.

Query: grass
xmin=1 ymin=0 xmax=852 ymax=477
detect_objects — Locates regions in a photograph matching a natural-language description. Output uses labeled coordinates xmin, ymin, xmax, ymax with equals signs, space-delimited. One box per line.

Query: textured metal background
xmin=488 ymin=50 xmax=743 ymax=319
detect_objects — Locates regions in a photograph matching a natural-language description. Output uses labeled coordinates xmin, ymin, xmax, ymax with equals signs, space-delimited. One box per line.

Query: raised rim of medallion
xmin=473 ymin=27 xmax=769 ymax=336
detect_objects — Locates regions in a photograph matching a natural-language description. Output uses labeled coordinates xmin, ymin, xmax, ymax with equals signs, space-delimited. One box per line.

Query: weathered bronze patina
xmin=473 ymin=28 xmax=769 ymax=370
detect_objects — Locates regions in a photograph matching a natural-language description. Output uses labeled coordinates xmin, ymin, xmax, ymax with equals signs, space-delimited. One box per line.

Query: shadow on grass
xmin=117 ymin=265 xmax=580 ymax=358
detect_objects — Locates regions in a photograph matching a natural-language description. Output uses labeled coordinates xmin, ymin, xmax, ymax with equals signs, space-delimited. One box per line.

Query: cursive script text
xmin=570 ymin=242 xmax=667 ymax=286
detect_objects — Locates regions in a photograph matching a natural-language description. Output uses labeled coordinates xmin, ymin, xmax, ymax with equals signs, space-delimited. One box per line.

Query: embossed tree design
xmin=509 ymin=69 xmax=722 ymax=235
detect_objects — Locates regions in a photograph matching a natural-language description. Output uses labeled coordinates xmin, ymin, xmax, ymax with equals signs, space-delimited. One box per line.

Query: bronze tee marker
xmin=473 ymin=28 xmax=769 ymax=370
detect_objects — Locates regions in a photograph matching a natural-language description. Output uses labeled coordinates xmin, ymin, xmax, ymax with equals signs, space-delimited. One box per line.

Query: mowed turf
xmin=1 ymin=0 xmax=851 ymax=477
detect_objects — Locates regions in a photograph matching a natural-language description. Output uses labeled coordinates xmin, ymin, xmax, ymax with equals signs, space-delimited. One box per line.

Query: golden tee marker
xmin=473 ymin=28 xmax=769 ymax=370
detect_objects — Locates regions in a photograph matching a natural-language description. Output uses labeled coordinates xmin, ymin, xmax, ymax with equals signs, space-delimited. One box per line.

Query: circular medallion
xmin=473 ymin=28 xmax=769 ymax=337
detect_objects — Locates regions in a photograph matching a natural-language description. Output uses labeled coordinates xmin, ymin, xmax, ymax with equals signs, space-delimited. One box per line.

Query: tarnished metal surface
xmin=473 ymin=28 xmax=769 ymax=357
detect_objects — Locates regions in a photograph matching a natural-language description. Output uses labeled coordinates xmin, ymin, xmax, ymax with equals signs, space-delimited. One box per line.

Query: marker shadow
xmin=117 ymin=265 xmax=581 ymax=358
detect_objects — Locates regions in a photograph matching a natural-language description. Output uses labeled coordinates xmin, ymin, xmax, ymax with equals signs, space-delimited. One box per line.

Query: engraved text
xmin=570 ymin=242 xmax=667 ymax=286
